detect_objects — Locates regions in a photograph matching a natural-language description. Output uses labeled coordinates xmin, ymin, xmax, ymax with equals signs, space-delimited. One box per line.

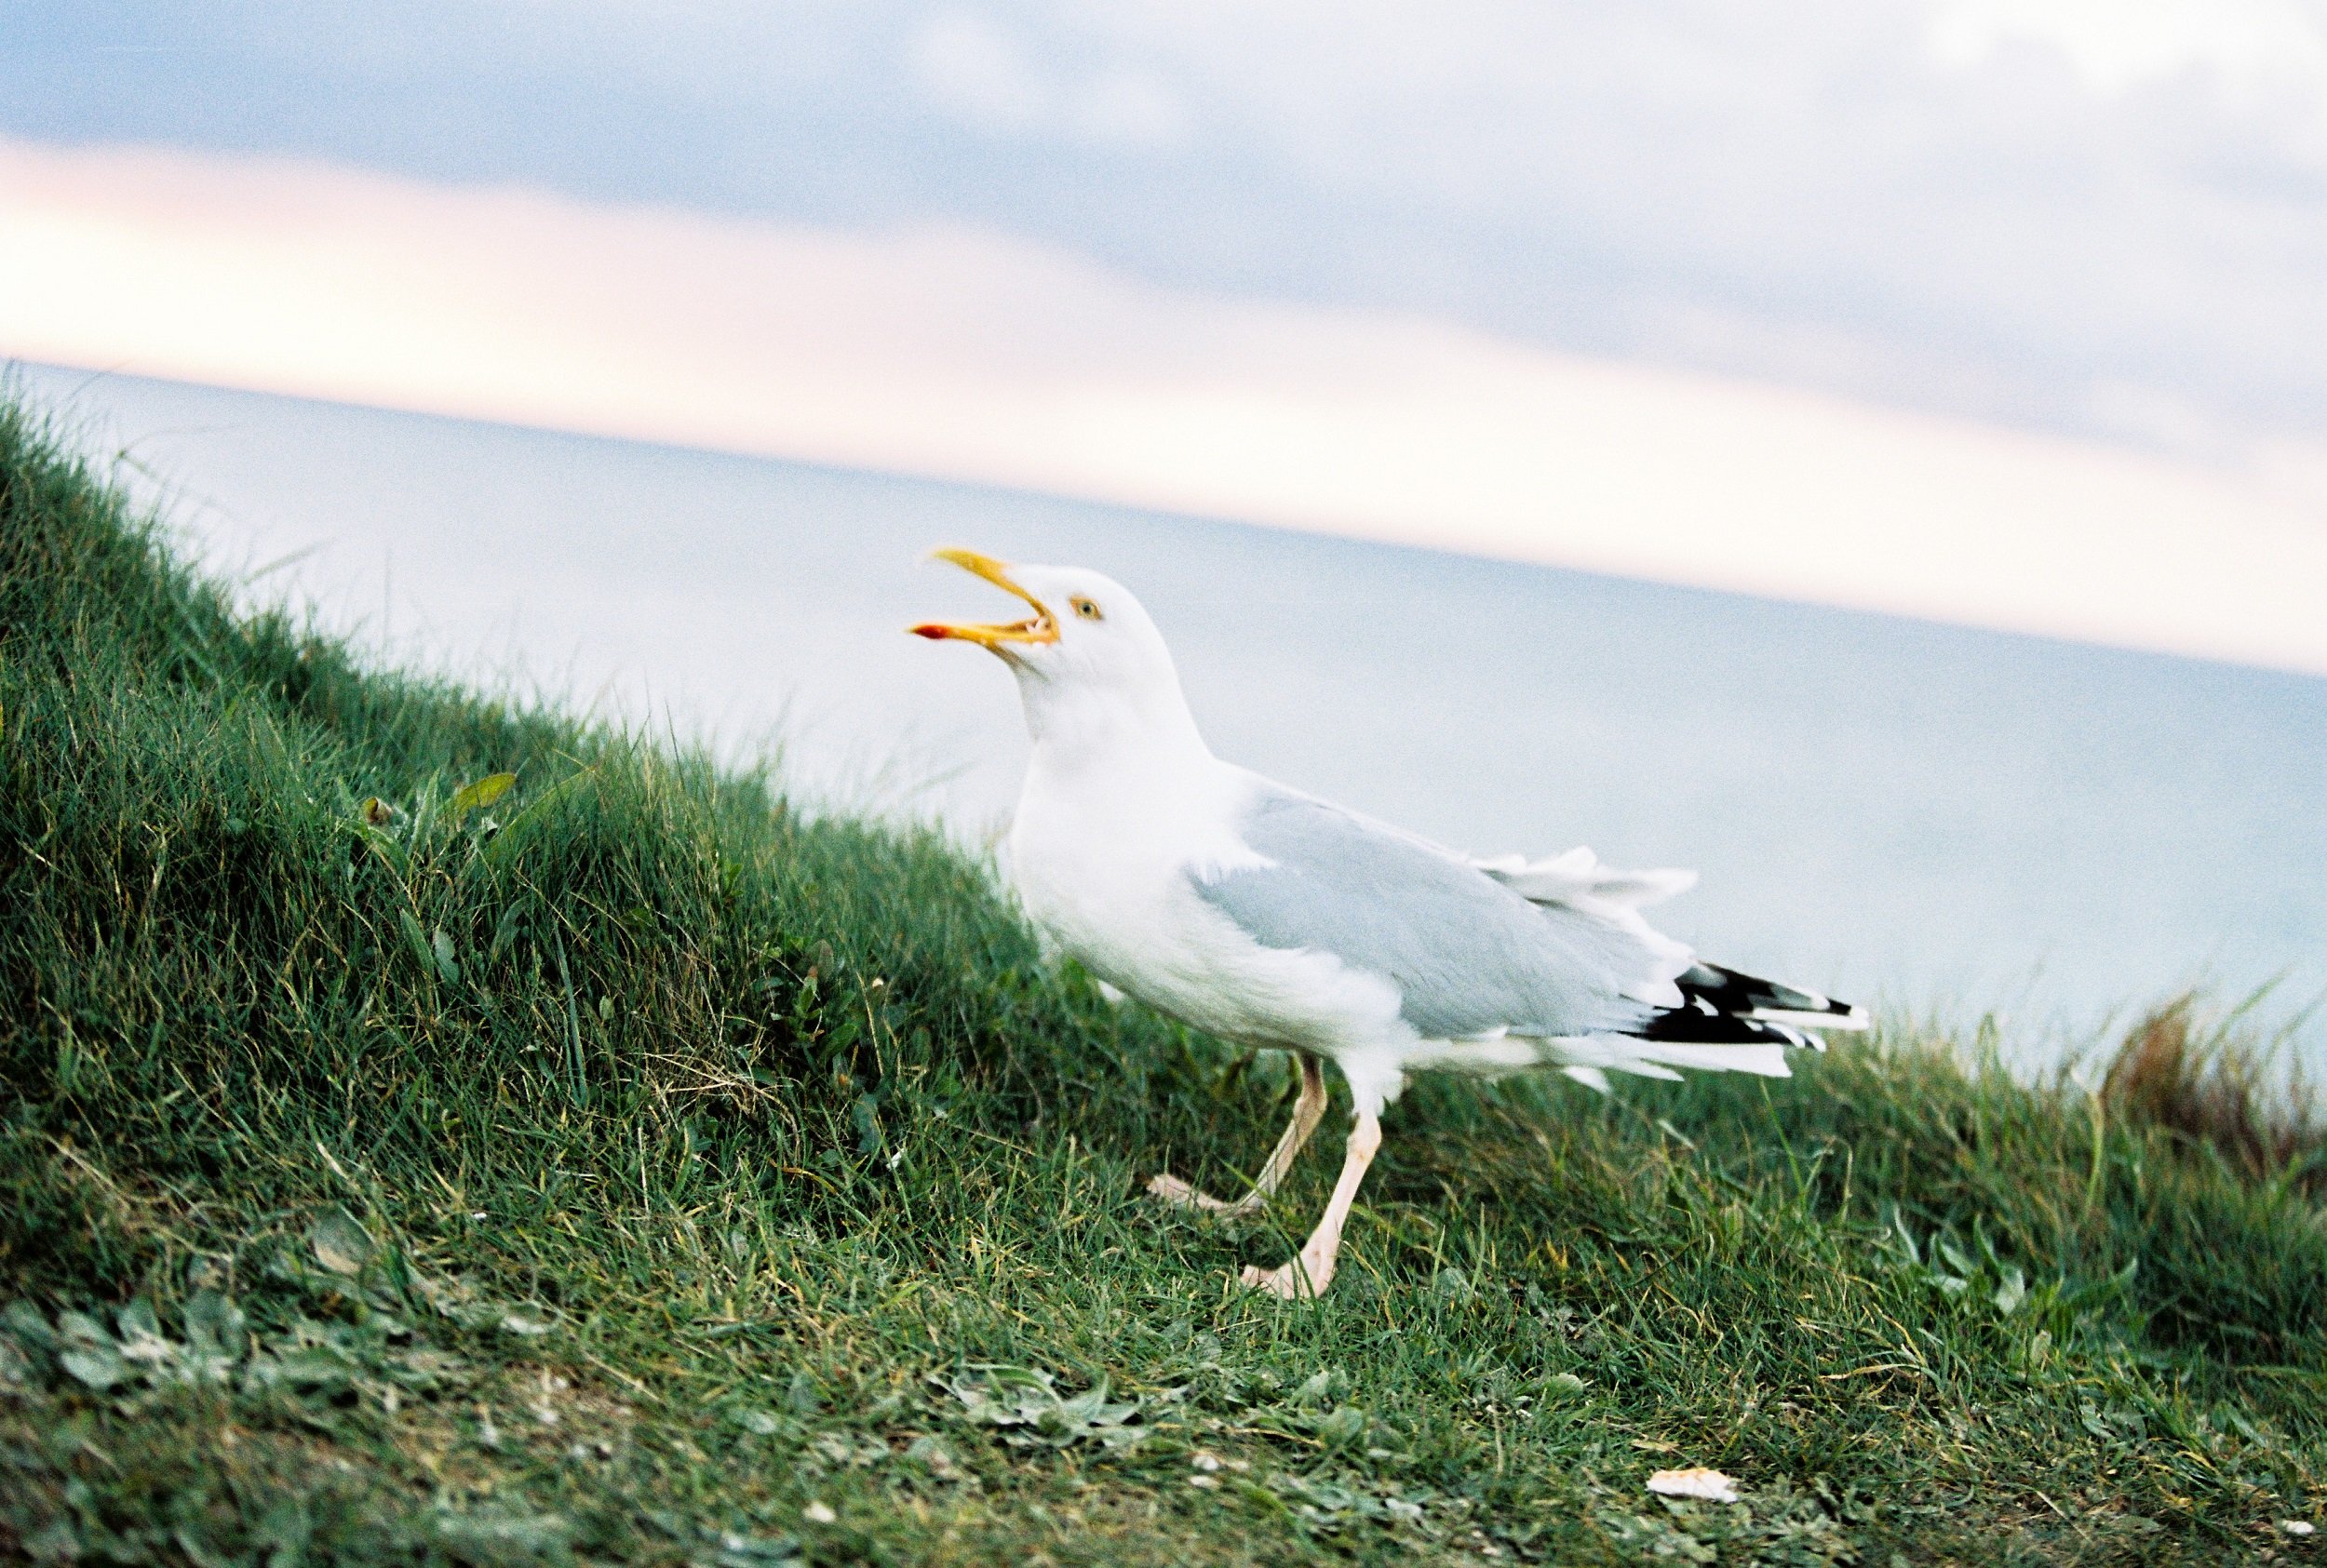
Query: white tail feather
xmin=1751 ymin=1006 xmax=1870 ymax=1032
xmin=1564 ymin=1033 xmax=1796 ymax=1079
xmin=1620 ymin=1041 xmax=1795 ymax=1079
xmin=1552 ymin=1037 xmax=1795 ymax=1082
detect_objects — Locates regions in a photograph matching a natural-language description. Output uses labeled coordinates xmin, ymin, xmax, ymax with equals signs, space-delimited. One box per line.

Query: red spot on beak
xmin=909 ymin=623 xmax=952 ymax=639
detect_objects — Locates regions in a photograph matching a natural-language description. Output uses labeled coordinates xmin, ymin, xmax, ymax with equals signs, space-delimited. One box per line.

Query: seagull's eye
xmin=1070 ymin=597 xmax=1103 ymax=622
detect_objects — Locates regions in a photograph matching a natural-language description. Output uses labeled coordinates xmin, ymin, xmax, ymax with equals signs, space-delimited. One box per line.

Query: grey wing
xmin=1189 ymin=786 xmax=1663 ymax=1040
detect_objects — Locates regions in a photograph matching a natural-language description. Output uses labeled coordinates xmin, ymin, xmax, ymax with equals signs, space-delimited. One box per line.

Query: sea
xmin=16 ymin=363 xmax=2325 ymax=1075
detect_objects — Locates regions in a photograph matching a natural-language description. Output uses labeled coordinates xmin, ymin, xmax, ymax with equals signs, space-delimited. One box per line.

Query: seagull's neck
xmin=1014 ymin=672 xmax=1215 ymax=784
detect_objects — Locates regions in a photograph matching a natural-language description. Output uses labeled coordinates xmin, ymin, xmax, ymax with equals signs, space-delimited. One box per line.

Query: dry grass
xmin=2103 ymin=997 xmax=2320 ymax=1187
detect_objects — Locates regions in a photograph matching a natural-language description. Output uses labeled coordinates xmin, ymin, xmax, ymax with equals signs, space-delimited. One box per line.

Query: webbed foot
xmin=1239 ymin=1257 xmax=1329 ymax=1299
xmin=1147 ymin=1172 xmax=1264 ymax=1217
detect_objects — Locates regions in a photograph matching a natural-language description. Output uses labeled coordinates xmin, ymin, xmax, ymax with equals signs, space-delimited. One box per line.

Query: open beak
xmin=909 ymin=548 xmax=1059 ymax=652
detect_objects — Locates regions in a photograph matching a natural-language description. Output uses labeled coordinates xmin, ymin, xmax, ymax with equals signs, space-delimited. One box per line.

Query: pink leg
xmin=1241 ymin=1110 xmax=1381 ymax=1300
xmin=1148 ymin=1053 xmax=1328 ymax=1217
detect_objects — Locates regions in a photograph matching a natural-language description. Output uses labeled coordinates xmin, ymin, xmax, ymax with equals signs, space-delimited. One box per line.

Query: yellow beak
xmin=909 ymin=548 xmax=1060 ymax=650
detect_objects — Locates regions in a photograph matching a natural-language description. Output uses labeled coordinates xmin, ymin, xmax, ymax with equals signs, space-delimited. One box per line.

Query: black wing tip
xmin=1631 ymin=1008 xmax=1822 ymax=1049
xmin=1638 ymin=962 xmax=1869 ymax=1049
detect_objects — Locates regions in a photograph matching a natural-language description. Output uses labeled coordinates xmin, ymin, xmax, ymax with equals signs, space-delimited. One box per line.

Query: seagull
xmin=912 ymin=549 xmax=1866 ymax=1299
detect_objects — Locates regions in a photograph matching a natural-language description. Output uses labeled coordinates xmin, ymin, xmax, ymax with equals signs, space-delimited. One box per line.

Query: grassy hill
xmin=1 ymin=388 xmax=2321 ymax=1566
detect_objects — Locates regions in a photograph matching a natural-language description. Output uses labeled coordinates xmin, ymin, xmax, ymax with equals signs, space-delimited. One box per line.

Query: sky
xmin=5 ymin=2 xmax=2327 ymax=665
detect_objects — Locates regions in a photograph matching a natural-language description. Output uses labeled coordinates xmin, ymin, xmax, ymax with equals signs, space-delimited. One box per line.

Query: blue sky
xmin=10 ymin=0 xmax=2327 ymax=455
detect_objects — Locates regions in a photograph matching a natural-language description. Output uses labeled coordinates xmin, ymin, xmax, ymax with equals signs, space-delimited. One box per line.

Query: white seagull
xmin=913 ymin=549 xmax=1866 ymax=1299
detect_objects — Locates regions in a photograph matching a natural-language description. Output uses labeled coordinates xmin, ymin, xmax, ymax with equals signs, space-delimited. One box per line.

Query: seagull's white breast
xmin=1008 ymin=756 xmax=1407 ymax=1056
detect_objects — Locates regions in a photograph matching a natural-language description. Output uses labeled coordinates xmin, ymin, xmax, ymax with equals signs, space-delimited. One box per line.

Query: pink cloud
xmin=4 ymin=135 xmax=2324 ymax=673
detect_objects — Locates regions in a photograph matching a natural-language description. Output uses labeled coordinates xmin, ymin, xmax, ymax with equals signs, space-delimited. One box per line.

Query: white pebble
xmin=1647 ymin=1467 xmax=1740 ymax=1504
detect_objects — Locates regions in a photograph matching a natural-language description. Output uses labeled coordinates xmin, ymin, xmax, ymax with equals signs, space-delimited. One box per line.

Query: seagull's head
xmin=910 ymin=548 xmax=1198 ymax=747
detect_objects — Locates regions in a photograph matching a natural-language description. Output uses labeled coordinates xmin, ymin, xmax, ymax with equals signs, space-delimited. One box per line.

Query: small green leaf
xmin=185 ymin=1289 xmax=246 ymax=1354
xmin=308 ymin=1209 xmax=374 ymax=1276
xmin=57 ymin=1310 xmax=109 ymax=1347
xmin=1993 ymin=1266 xmax=2027 ymax=1315
xmin=491 ymin=901 xmax=531 ymax=962
xmin=0 ymin=1340 xmax=33 ymax=1392
xmin=61 ymin=1346 xmax=128 ymax=1389
xmin=482 ymin=766 xmax=598 ymax=866
xmin=433 ymin=926 xmax=461 ymax=985
xmin=937 ymin=1364 xmax=1146 ymax=1449
xmin=3 ymin=1301 xmax=57 ymax=1350
xmin=114 ymin=1299 xmax=176 ymax=1364
xmin=0 ymin=1331 xmax=33 ymax=1396
xmin=399 ymin=908 xmax=433 ymax=971
xmin=451 ymin=772 xmax=518 ymax=815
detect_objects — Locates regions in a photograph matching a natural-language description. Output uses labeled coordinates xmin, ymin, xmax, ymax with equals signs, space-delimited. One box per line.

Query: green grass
xmin=2 ymin=388 xmax=2323 ymax=1568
